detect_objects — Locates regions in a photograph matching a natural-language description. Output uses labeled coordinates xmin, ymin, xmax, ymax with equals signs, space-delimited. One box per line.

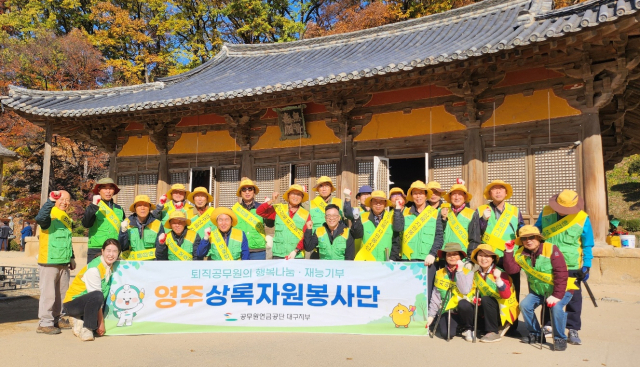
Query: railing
xmin=0 ymin=266 xmax=39 ymax=290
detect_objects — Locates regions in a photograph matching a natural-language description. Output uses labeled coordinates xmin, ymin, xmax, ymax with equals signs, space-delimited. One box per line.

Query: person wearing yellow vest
xmin=257 ymin=184 xmax=311 ymax=259
xmin=427 ymin=181 xmax=446 ymax=210
xmin=233 ymin=178 xmax=272 ymax=260
xmin=63 ymin=239 xmax=120 ymax=341
xmin=534 ymin=189 xmax=593 ymax=346
xmin=503 ymin=225 xmax=575 ymax=351
xmin=394 ymin=181 xmax=443 ymax=296
xmin=356 ymin=185 xmax=373 ymax=212
xmin=304 ymin=204 xmax=355 ymax=260
xmin=187 ymin=187 xmax=217 ymax=241
xmin=82 ymin=178 xmax=125 ymax=264
xmin=35 ymin=190 xmax=76 ymax=335
xmin=478 ymin=180 xmax=525 ymax=335
xmin=468 ymin=244 xmax=519 ymax=343
xmin=310 ymin=176 xmax=349 ymax=231
xmin=441 ymin=181 xmax=480 ymax=259
xmin=155 ymin=211 xmax=202 ymax=261
xmin=118 ymin=195 xmax=164 ymax=261
xmin=388 ymin=187 xmax=406 ymax=209
xmin=426 ymin=242 xmax=475 ymax=341
xmin=195 ymin=208 xmax=249 ymax=260
xmin=351 ymin=191 xmax=404 ymax=261
xmin=152 ymin=184 xmax=195 ymax=225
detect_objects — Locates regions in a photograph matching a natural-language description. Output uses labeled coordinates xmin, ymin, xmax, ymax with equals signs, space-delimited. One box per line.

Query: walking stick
xmin=447 ymin=310 xmax=451 ymax=342
xmin=429 ymin=286 xmax=452 ymax=338
xmin=385 ymin=248 xmax=389 ymax=262
xmin=548 ymin=302 xmax=555 ymax=352
xmin=539 ymin=301 xmax=546 ymax=350
xmin=473 ymin=287 xmax=479 ymax=343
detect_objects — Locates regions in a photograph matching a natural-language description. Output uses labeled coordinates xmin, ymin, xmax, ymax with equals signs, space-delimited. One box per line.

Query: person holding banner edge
xmin=503 ymin=225 xmax=576 ymax=351
xmin=257 ymin=184 xmax=311 ymax=259
xmin=535 ymin=189 xmax=594 ymax=346
xmin=196 ymin=207 xmax=249 ymax=260
xmin=118 ymin=195 xmax=164 ymax=261
xmin=395 ymin=181 xmax=443 ymax=297
xmin=155 ymin=211 xmax=202 ymax=261
xmin=187 ymin=187 xmax=217 ymax=240
xmin=234 ymin=178 xmax=272 ymax=260
xmin=426 ymin=242 xmax=475 ymax=341
xmin=478 ymin=180 xmax=524 ymax=334
xmin=82 ymin=178 xmax=125 ymax=263
xmin=351 ymin=190 xmax=404 ymax=261
xmin=304 ymin=204 xmax=355 ymax=260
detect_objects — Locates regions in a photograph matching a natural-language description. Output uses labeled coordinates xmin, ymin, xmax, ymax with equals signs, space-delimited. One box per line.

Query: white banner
xmin=105 ymin=260 xmax=429 ymax=336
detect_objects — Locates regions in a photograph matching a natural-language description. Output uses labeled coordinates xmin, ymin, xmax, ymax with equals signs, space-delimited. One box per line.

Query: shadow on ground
xmin=0 ymin=296 xmax=39 ymax=324
xmin=611 ymin=182 xmax=640 ymax=210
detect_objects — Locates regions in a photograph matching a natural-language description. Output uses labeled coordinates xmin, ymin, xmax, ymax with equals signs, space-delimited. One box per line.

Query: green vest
xmin=208 ymin=228 xmax=245 ymax=261
xmin=88 ymin=204 xmax=123 ymax=249
xmin=310 ymin=196 xmax=344 ymax=231
xmin=273 ymin=204 xmax=308 ymax=259
xmin=38 ymin=208 xmax=73 ymax=265
xmin=167 ymin=230 xmax=197 ymax=261
xmin=189 ymin=210 xmax=217 ymax=239
xmin=361 ymin=213 xmax=393 ymax=261
xmin=515 ymin=242 xmax=555 ymax=297
xmin=477 ymin=203 xmax=520 ymax=257
xmin=541 ymin=206 xmax=586 ymax=270
xmin=128 ymin=218 xmax=162 ymax=252
xmin=160 ymin=201 xmax=195 ymax=225
xmin=63 ymin=256 xmax=111 ymax=303
xmin=402 ymin=207 xmax=437 ymax=260
xmin=443 ymin=207 xmax=474 ymax=253
xmin=316 ymin=226 xmax=349 ymax=260
xmin=233 ymin=205 xmax=266 ymax=250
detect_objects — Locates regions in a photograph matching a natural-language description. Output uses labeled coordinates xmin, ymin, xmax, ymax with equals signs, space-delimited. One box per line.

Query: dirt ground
xmin=2 ymin=253 xmax=640 ymax=366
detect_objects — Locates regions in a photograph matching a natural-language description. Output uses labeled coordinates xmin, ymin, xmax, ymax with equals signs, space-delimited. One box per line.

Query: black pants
xmin=87 ymin=248 xmax=102 ymax=264
xmin=436 ymin=299 xmax=474 ymax=340
xmin=566 ymin=270 xmax=582 ymax=330
xmin=479 ymin=296 xmax=501 ymax=333
xmin=63 ymin=291 xmax=104 ymax=330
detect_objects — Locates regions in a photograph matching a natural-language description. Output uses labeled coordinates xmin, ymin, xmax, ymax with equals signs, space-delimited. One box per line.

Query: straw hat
xmin=437 ymin=242 xmax=467 ymax=259
xmin=166 ymin=183 xmax=191 ymax=197
xmin=211 ymin=207 xmax=238 ymax=227
xmin=313 ymin=176 xmax=336 ymax=192
xmin=283 ymin=184 xmax=309 ymax=203
xmin=483 ymin=180 xmax=513 ymax=201
xmin=388 ymin=187 xmax=406 ymax=199
xmin=188 ymin=187 xmax=213 ymax=203
xmin=164 ymin=211 xmax=192 ymax=228
xmin=427 ymin=181 xmax=446 ymax=194
xmin=444 ymin=184 xmax=473 ymax=203
xmin=364 ymin=190 xmax=393 ymax=207
xmin=236 ymin=177 xmax=260 ymax=197
xmin=129 ymin=195 xmax=156 ymax=212
xmin=515 ymin=225 xmax=544 ymax=246
xmin=470 ymin=244 xmax=500 ymax=265
xmin=549 ymin=189 xmax=584 ymax=215
xmin=92 ymin=177 xmax=120 ymax=195
xmin=407 ymin=181 xmax=434 ymax=202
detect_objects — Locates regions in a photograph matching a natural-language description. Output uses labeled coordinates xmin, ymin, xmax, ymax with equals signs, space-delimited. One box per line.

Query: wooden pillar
xmin=464 ymin=127 xmax=484 ymax=209
xmin=0 ymin=159 xmax=4 ymax=197
xmin=157 ymin=149 xmax=169 ymax=196
xmin=582 ymin=112 xmax=608 ymax=245
xmin=108 ymin=151 xmax=117 ymax=179
xmin=339 ymin=138 xmax=357 ymax=204
xmin=240 ymin=150 xmax=253 ymax=179
xmin=40 ymin=122 xmax=53 ymax=205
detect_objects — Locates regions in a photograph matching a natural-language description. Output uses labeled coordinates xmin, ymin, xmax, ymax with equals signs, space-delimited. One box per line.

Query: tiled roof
xmin=0 ymin=143 xmax=17 ymax=161
xmin=2 ymin=0 xmax=638 ymax=119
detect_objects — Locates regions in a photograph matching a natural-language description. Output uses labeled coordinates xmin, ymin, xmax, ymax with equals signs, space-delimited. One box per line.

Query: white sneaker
xmin=72 ymin=318 xmax=83 ymax=337
xmin=462 ymin=329 xmax=474 ymax=342
xmin=79 ymin=327 xmax=95 ymax=341
xmin=543 ymin=325 xmax=552 ymax=338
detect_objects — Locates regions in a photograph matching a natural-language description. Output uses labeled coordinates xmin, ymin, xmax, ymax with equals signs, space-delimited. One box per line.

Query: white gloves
xmin=92 ymin=195 xmax=101 ymax=205
xmin=204 ymin=228 xmax=211 ymax=241
xmin=424 ymin=254 xmax=436 ymax=266
xmin=158 ymin=233 xmax=167 ymax=244
xmin=158 ymin=194 xmax=167 ymax=205
xmin=120 ymin=220 xmax=129 ymax=233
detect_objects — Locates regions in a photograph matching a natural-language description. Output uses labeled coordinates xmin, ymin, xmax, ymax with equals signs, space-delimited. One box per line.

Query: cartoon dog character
xmin=111 ymin=284 xmax=145 ymax=327
xmin=390 ymin=303 xmax=415 ymax=328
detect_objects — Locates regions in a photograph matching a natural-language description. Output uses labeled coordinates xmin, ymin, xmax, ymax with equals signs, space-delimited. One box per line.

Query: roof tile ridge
xmin=158 ymin=45 xmax=230 ymax=84
xmin=7 ymin=82 xmax=165 ymax=98
xmin=535 ymin=0 xmax=617 ymax=19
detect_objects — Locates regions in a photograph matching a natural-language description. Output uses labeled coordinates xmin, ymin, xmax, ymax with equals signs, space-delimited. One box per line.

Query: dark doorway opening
xmin=388 ymin=157 xmax=426 ymax=196
xmin=191 ymin=169 xmax=210 ymax=192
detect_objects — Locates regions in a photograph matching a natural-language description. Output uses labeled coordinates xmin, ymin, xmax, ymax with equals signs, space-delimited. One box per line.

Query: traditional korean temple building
xmin=4 ymin=0 xmax=640 ymax=244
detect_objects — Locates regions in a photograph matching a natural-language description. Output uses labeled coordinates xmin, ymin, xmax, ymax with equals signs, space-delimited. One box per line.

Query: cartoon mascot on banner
xmin=111 ymin=284 xmax=145 ymax=327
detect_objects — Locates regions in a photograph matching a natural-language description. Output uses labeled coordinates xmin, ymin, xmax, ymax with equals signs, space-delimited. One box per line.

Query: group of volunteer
xmin=34 ymin=176 xmax=593 ymax=350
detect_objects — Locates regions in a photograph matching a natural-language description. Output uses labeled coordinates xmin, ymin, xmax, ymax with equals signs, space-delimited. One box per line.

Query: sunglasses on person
xmin=520 ymin=235 xmax=538 ymax=241
xmin=241 ymin=187 xmax=254 ymax=192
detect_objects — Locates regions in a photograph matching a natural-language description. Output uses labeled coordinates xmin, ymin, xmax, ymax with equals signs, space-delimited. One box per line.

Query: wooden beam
xmin=582 ymin=112 xmax=608 ymax=245
xmin=108 ymin=151 xmax=117 ymax=179
xmin=464 ymin=127 xmax=484 ymax=209
xmin=40 ymin=122 xmax=52 ymax=206
xmin=157 ymin=149 xmax=169 ymax=197
xmin=339 ymin=138 xmax=357 ymax=207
